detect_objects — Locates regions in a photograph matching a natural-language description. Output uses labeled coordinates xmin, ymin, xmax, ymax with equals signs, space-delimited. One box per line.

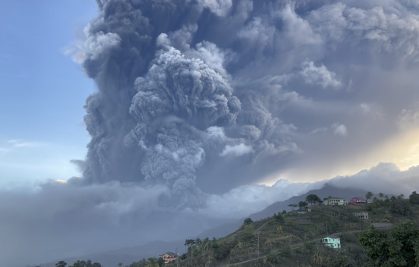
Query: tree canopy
xmin=306 ymin=194 xmax=322 ymax=204
xmin=360 ymin=222 xmax=419 ymax=266
xmin=409 ymin=191 xmax=419 ymax=205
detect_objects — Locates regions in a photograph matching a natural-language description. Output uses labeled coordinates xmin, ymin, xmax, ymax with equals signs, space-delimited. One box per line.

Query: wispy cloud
xmin=6 ymin=139 xmax=44 ymax=149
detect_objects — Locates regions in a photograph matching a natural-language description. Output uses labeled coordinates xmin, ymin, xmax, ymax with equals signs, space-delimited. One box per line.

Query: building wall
xmin=322 ymin=237 xmax=341 ymax=249
xmin=324 ymin=198 xmax=347 ymax=206
xmin=353 ymin=212 xmax=369 ymax=220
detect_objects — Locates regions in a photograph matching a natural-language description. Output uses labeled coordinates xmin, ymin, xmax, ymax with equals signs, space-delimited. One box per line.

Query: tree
xmin=288 ymin=203 xmax=298 ymax=210
xmin=56 ymin=261 xmax=67 ymax=267
xmin=306 ymin=194 xmax=322 ymax=204
xmin=274 ymin=212 xmax=284 ymax=223
xmin=409 ymin=191 xmax=419 ymax=204
xmin=389 ymin=198 xmax=412 ymax=216
xmin=360 ymin=222 xmax=419 ymax=266
xmin=298 ymin=201 xmax=308 ymax=209
xmin=366 ymin=191 xmax=374 ymax=200
xmin=185 ymin=239 xmax=195 ymax=248
xmin=69 ymin=260 xmax=102 ymax=267
xmin=244 ymin=217 xmax=253 ymax=225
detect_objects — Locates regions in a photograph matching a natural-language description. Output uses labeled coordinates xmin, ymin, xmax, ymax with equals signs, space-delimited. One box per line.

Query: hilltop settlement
xmin=52 ymin=191 xmax=419 ymax=267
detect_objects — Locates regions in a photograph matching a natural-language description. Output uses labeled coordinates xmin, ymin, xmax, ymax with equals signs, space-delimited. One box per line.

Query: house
xmin=323 ymin=197 xmax=347 ymax=206
xmin=160 ymin=252 xmax=177 ymax=264
xmin=350 ymin=197 xmax=367 ymax=205
xmin=353 ymin=211 xmax=369 ymax=220
xmin=321 ymin=237 xmax=341 ymax=249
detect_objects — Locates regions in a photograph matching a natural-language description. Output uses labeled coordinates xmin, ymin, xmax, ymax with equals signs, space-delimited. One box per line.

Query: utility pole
xmin=176 ymin=247 xmax=179 ymax=267
xmin=257 ymin=232 xmax=260 ymax=258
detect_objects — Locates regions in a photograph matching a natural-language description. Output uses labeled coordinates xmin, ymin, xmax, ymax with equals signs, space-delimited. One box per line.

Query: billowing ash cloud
xmin=81 ymin=0 xmax=301 ymax=197
xmin=80 ymin=0 xmax=419 ymax=197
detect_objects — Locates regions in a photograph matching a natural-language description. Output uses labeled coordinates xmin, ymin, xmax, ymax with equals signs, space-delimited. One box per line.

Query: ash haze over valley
xmin=2 ymin=0 xmax=419 ymax=266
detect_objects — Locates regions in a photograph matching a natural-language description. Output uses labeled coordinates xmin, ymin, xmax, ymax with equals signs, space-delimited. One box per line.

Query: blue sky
xmin=0 ymin=1 xmax=97 ymax=187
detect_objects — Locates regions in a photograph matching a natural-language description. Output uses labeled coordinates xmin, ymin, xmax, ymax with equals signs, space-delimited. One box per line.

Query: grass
xmin=168 ymin=200 xmax=419 ymax=267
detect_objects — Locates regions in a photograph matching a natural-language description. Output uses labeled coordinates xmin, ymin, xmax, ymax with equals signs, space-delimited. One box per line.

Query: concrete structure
xmin=350 ymin=197 xmax=367 ymax=205
xmin=160 ymin=252 xmax=177 ymax=264
xmin=321 ymin=237 xmax=341 ymax=249
xmin=323 ymin=198 xmax=347 ymax=206
xmin=353 ymin=211 xmax=369 ymax=220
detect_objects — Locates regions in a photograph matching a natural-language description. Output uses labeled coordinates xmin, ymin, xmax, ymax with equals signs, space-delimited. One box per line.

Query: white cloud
xmin=201 ymin=179 xmax=320 ymax=218
xmin=300 ymin=61 xmax=341 ymax=89
xmin=280 ymin=4 xmax=321 ymax=46
xmin=311 ymin=123 xmax=347 ymax=137
xmin=332 ymin=123 xmax=347 ymax=136
xmin=206 ymin=126 xmax=226 ymax=140
xmin=201 ymin=0 xmax=233 ymax=16
xmin=330 ymin=162 xmax=419 ymax=196
xmin=65 ymin=30 xmax=121 ymax=64
xmin=399 ymin=106 xmax=419 ymax=129
xmin=220 ymin=143 xmax=253 ymax=157
xmin=7 ymin=139 xmax=44 ymax=148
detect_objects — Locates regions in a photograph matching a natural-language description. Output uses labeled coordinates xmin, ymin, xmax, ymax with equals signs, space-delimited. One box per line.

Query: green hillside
xmin=53 ymin=192 xmax=419 ymax=267
xmin=163 ymin=192 xmax=419 ymax=267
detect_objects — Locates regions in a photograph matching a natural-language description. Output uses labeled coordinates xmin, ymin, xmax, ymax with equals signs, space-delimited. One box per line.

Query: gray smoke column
xmin=80 ymin=0 xmax=419 ymax=203
xmin=81 ymin=0 xmax=297 ymax=202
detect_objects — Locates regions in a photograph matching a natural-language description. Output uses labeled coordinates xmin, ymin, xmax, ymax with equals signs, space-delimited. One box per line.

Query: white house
xmin=323 ymin=198 xmax=347 ymax=206
xmin=321 ymin=237 xmax=341 ymax=249
xmin=353 ymin=211 xmax=369 ymax=220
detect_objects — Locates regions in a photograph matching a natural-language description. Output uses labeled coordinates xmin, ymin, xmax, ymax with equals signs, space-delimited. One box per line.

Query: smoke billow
xmin=81 ymin=0 xmax=301 ymax=200
xmin=80 ymin=0 xmax=419 ymax=199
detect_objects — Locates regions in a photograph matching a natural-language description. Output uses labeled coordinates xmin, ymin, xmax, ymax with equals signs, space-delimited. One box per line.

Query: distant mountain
xmin=249 ymin=184 xmax=367 ymax=220
xmin=197 ymin=184 xmax=367 ymax=241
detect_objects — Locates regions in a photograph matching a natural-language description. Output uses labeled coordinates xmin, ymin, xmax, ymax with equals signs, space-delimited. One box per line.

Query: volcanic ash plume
xmin=80 ymin=0 xmax=419 ymax=206
xmin=81 ymin=0 xmax=297 ymax=204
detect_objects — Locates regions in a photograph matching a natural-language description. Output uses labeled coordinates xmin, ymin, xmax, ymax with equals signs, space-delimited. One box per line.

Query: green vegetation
xmin=306 ymin=194 xmax=322 ymax=205
xmin=366 ymin=192 xmax=374 ymax=201
xmin=410 ymin=191 xmax=419 ymax=205
xmin=128 ymin=257 xmax=164 ymax=267
xmin=360 ymin=222 xmax=419 ymax=267
xmin=298 ymin=201 xmax=308 ymax=209
xmin=53 ymin=191 xmax=419 ymax=267
xmin=54 ymin=260 xmax=102 ymax=267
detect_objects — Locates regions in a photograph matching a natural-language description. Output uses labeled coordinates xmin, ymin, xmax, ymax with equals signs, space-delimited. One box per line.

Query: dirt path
xmin=225 ymin=255 xmax=267 ymax=266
